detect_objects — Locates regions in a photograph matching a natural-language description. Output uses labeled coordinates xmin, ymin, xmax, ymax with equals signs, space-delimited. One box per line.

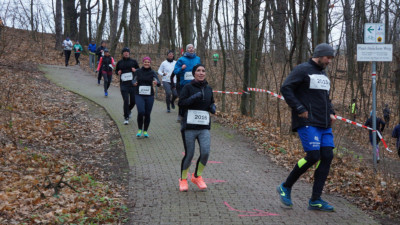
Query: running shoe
xmin=167 ymin=109 xmax=171 ymax=113
xmin=171 ymin=102 xmax=175 ymax=109
xmin=123 ymin=119 xmax=129 ymax=125
xmin=308 ymin=198 xmax=334 ymax=212
xmin=105 ymin=91 xmax=108 ymax=97
xmin=191 ymin=173 xmax=207 ymax=190
xmin=143 ymin=131 xmax=149 ymax=138
xmin=136 ymin=130 xmax=142 ymax=137
xmin=179 ymin=178 xmax=188 ymax=192
xmin=97 ymin=80 xmax=100 ymax=86
xmin=276 ymin=183 xmax=293 ymax=207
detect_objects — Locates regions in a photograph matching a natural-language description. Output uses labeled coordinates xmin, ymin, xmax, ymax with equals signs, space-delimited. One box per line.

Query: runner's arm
xmin=280 ymin=68 xmax=307 ymax=114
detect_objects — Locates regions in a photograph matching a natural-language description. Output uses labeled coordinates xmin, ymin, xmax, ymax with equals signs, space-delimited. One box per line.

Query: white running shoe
xmin=124 ymin=119 xmax=129 ymax=125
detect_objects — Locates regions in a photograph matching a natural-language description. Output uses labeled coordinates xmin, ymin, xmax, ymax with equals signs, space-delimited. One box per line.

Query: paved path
xmin=41 ymin=65 xmax=378 ymax=225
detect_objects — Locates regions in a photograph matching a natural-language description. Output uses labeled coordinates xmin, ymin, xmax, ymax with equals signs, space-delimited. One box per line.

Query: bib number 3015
xmin=187 ymin=110 xmax=209 ymax=125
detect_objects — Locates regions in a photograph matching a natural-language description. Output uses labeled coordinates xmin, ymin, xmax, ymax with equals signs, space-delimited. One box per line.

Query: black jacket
xmin=179 ymin=80 xmax=214 ymax=130
xmin=96 ymin=46 xmax=106 ymax=61
xmin=115 ymin=57 xmax=139 ymax=86
xmin=132 ymin=67 xmax=161 ymax=96
xmin=281 ymin=59 xmax=335 ymax=131
xmin=365 ymin=117 xmax=385 ymax=143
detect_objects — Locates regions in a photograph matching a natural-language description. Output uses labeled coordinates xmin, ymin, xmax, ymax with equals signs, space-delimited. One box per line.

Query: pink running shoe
xmin=191 ymin=173 xmax=207 ymax=190
xmin=179 ymin=179 xmax=188 ymax=192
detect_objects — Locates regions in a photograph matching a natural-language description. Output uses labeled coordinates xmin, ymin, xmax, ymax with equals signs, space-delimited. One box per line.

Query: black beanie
xmin=192 ymin=64 xmax=205 ymax=75
xmin=312 ymin=43 xmax=334 ymax=58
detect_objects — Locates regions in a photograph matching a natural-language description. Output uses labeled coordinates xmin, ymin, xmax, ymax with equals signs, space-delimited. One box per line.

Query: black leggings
xmin=64 ymin=50 xmax=71 ymax=66
xmin=135 ymin=95 xmax=154 ymax=131
xmin=283 ymin=147 xmax=334 ymax=200
xmin=75 ymin=53 xmax=80 ymax=64
xmin=120 ymin=85 xmax=135 ymax=119
xmin=102 ymin=71 xmax=112 ymax=92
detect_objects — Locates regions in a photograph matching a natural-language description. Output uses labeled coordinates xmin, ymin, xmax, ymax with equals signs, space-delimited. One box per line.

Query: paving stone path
xmin=41 ymin=64 xmax=378 ymax=225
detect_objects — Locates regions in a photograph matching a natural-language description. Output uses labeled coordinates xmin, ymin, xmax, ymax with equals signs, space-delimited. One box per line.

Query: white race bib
xmin=187 ymin=110 xmax=210 ymax=125
xmin=139 ymin=86 xmax=151 ymax=95
xmin=184 ymin=72 xmax=194 ymax=80
xmin=309 ymin=74 xmax=330 ymax=91
xmin=109 ymin=64 xmax=113 ymax=69
xmin=121 ymin=72 xmax=133 ymax=81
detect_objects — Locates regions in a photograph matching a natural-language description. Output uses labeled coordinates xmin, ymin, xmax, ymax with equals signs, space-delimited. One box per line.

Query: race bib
xmin=75 ymin=47 xmax=79 ymax=51
xmin=121 ymin=72 xmax=133 ymax=81
xmin=187 ymin=110 xmax=210 ymax=125
xmin=109 ymin=64 xmax=113 ymax=69
xmin=184 ymin=72 xmax=194 ymax=80
xmin=139 ymin=86 xmax=151 ymax=95
xmin=309 ymin=74 xmax=330 ymax=91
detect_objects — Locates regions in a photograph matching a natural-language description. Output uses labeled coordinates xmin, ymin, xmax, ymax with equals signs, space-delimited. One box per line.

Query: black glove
xmin=183 ymin=92 xmax=202 ymax=105
xmin=209 ymin=104 xmax=216 ymax=114
xmin=190 ymin=91 xmax=202 ymax=100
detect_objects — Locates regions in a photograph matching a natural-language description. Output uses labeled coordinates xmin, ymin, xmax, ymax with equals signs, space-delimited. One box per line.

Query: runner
xmin=88 ymin=40 xmax=97 ymax=71
xmin=158 ymin=50 xmax=178 ymax=113
xmin=174 ymin=44 xmax=201 ymax=122
xmin=212 ymin=52 xmax=219 ymax=66
xmin=115 ymin=47 xmax=139 ymax=125
xmin=364 ymin=111 xmax=385 ymax=162
xmin=96 ymin=41 xmax=107 ymax=85
xmin=96 ymin=48 xmax=115 ymax=97
xmin=277 ymin=43 xmax=336 ymax=211
xmin=73 ymin=40 xmax=83 ymax=65
xmin=383 ymin=104 xmax=390 ymax=124
xmin=178 ymin=64 xmax=216 ymax=192
xmin=62 ymin=37 xmax=73 ymax=67
xmin=391 ymin=122 xmax=400 ymax=157
xmin=133 ymin=57 xmax=161 ymax=137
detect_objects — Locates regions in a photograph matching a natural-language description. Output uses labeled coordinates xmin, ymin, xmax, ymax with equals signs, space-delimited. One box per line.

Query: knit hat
xmin=121 ymin=47 xmax=130 ymax=54
xmin=142 ymin=56 xmax=151 ymax=62
xmin=312 ymin=43 xmax=334 ymax=58
xmin=167 ymin=50 xmax=174 ymax=55
xmin=104 ymin=48 xmax=109 ymax=52
xmin=192 ymin=64 xmax=205 ymax=75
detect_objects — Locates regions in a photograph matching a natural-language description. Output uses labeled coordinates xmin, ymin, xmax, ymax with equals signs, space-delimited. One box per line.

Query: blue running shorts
xmin=297 ymin=126 xmax=334 ymax=151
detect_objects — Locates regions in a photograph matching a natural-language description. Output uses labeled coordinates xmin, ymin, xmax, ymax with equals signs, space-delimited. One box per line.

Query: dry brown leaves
xmin=0 ymin=28 xmax=128 ymax=224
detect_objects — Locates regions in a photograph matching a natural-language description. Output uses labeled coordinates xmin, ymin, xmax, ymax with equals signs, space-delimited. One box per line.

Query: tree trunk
xmin=317 ymin=0 xmax=328 ymax=44
xmin=344 ymin=0 xmax=355 ymax=101
xmin=96 ymin=0 xmax=107 ymax=44
xmin=55 ymin=0 xmax=62 ymax=49
xmin=110 ymin=0 xmax=129 ymax=56
xmin=195 ymin=0 xmax=214 ymax=60
xmin=178 ymin=0 xmax=194 ymax=48
xmin=215 ymin=0 xmax=226 ymax=112
xmin=30 ymin=0 xmax=34 ymax=32
xmin=159 ymin=0 xmax=171 ymax=49
xmin=63 ymin=0 xmax=78 ymax=40
xmin=296 ymin=0 xmax=311 ymax=65
xmin=233 ymin=0 xmax=239 ymax=52
xmin=79 ymin=0 xmax=88 ymax=46
xmin=129 ymin=0 xmax=141 ymax=46
xmin=109 ymin=0 xmax=119 ymax=54
xmin=272 ymin=0 xmax=287 ymax=63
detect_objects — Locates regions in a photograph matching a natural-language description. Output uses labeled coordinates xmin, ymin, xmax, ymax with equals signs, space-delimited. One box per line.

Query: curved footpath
xmin=41 ymin=64 xmax=378 ymax=225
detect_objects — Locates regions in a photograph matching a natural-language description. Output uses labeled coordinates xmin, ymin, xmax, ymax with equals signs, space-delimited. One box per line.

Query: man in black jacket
xmin=277 ymin=43 xmax=336 ymax=212
xmin=115 ymin=47 xmax=139 ymax=125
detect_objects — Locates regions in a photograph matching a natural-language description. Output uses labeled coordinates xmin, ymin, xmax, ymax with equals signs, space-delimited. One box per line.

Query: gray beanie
xmin=312 ymin=43 xmax=334 ymax=58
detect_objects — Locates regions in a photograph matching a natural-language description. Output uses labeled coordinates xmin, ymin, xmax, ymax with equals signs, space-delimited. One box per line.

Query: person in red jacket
xmin=96 ymin=49 xmax=115 ymax=97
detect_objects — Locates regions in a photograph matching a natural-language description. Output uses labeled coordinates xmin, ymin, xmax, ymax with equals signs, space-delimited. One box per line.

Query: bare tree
xmin=96 ymin=0 xmax=107 ymax=44
xmin=215 ymin=0 xmax=226 ymax=112
xmin=54 ymin=0 xmax=62 ymax=49
xmin=177 ymin=0 xmax=194 ymax=48
xmin=110 ymin=0 xmax=129 ymax=56
xmin=129 ymin=0 xmax=141 ymax=46
xmin=79 ymin=0 xmax=88 ymax=46
xmin=195 ymin=0 xmax=215 ymax=60
xmin=63 ymin=0 xmax=78 ymax=39
xmin=317 ymin=0 xmax=328 ymax=43
xmin=109 ymin=0 xmax=119 ymax=54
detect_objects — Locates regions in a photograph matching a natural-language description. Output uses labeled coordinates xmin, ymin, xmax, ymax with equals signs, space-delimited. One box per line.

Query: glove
xmin=183 ymin=92 xmax=202 ymax=105
xmin=191 ymin=92 xmax=202 ymax=100
xmin=209 ymin=104 xmax=216 ymax=114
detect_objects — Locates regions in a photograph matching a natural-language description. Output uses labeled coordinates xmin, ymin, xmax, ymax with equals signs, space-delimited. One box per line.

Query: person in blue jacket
xmin=174 ymin=44 xmax=201 ymax=122
xmin=392 ymin=122 xmax=400 ymax=157
xmin=88 ymin=40 xmax=96 ymax=71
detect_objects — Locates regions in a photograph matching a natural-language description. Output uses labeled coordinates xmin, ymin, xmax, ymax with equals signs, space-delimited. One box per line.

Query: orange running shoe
xmin=191 ymin=173 xmax=207 ymax=190
xmin=179 ymin=178 xmax=188 ymax=192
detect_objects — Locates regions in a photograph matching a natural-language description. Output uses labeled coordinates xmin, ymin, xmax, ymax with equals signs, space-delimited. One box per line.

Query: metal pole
xmin=372 ymin=61 xmax=377 ymax=171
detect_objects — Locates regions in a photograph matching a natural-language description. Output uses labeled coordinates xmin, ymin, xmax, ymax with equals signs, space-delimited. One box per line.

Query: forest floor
xmin=0 ymin=27 xmax=399 ymax=224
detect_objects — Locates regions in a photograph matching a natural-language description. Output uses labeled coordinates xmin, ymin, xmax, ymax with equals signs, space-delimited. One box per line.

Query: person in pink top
xmin=96 ymin=48 xmax=115 ymax=97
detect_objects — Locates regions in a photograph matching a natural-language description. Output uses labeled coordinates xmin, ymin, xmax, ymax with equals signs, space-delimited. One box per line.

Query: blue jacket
xmin=88 ymin=43 xmax=97 ymax=53
xmin=392 ymin=124 xmax=400 ymax=149
xmin=173 ymin=53 xmax=201 ymax=87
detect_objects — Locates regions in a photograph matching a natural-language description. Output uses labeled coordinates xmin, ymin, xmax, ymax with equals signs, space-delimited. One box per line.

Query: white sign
xmin=364 ymin=23 xmax=385 ymax=44
xmin=356 ymin=44 xmax=392 ymax=62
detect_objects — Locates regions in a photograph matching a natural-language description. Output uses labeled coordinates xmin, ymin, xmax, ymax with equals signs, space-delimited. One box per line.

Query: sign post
xmin=358 ymin=23 xmax=392 ymax=171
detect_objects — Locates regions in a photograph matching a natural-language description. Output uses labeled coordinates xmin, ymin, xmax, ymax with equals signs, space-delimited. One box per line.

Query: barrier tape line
xmin=247 ymin=87 xmax=392 ymax=153
xmin=213 ymin=90 xmax=243 ymax=95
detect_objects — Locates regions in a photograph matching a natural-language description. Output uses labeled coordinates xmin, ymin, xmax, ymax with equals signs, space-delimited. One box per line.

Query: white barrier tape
xmin=213 ymin=90 xmax=243 ymax=95
xmin=247 ymin=87 xmax=392 ymax=153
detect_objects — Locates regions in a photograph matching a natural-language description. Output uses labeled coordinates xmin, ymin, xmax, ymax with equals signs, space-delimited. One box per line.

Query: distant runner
xmin=158 ymin=50 xmax=177 ymax=113
xmin=62 ymin=37 xmax=73 ymax=67
xmin=73 ymin=40 xmax=83 ymax=65
xmin=96 ymin=48 xmax=115 ymax=97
